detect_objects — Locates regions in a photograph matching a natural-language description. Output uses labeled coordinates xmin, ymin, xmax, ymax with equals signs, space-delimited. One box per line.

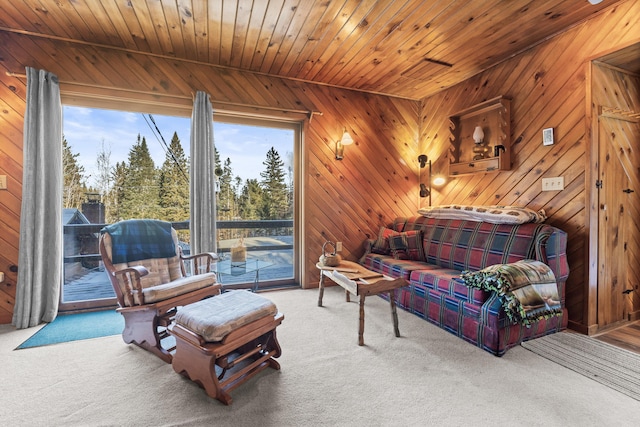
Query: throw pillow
xmin=371 ymin=227 xmax=397 ymax=255
xmin=388 ymin=230 xmax=424 ymax=261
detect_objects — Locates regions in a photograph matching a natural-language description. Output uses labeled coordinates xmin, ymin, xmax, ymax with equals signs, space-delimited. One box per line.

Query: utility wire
xmin=142 ymin=113 xmax=189 ymax=181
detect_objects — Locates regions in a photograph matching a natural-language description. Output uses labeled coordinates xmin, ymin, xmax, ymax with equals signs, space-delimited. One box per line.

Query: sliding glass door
xmin=60 ymin=106 xmax=300 ymax=312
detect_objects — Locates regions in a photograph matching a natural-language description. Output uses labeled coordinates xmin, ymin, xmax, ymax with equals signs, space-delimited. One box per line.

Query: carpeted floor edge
xmin=521 ymin=332 xmax=640 ymax=401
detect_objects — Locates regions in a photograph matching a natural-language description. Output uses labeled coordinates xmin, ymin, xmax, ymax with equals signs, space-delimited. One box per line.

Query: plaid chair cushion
xmin=136 ymin=273 xmax=218 ymax=305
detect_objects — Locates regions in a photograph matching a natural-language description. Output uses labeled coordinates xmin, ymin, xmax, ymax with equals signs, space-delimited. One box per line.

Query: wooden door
xmin=597 ymin=110 xmax=640 ymax=328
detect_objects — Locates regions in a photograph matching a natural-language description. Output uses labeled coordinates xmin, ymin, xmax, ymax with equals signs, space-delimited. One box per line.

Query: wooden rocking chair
xmin=99 ymin=219 xmax=221 ymax=363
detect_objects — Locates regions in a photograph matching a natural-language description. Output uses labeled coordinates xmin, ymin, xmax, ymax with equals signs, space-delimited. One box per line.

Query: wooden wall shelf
xmin=448 ymin=96 xmax=511 ymax=176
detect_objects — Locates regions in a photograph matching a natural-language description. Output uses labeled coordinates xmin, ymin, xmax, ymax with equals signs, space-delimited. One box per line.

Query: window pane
xmin=212 ymin=121 xmax=295 ymax=288
xmin=61 ymin=107 xmax=297 ymax=306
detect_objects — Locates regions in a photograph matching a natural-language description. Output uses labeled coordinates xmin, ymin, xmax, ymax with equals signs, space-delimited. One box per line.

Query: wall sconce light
xmin=432 ymin=175 xmax=447 ymax=187
xmin=418 ymin=154 xmax=432 ymax=206
xmin=335 ymin=129 xmax=354 ymax=160
xmin=418 ymin=154 xmax=448 ymax=206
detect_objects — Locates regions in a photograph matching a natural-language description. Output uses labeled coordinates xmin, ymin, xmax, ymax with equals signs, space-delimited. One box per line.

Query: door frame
xmin=587 ymin=58 xmax=640 ymax=333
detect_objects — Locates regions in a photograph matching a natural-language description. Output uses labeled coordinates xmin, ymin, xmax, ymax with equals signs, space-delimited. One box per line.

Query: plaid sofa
xmin=359 ymin=216 xmax=569 ymax=356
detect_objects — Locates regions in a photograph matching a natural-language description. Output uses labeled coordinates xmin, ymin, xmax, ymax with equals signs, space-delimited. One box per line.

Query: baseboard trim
xmin=567 ymin=320 xmax=598 ymax=335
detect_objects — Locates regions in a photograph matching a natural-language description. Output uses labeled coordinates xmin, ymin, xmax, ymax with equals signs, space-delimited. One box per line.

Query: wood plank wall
xmin=0 ymin=31 xmax=419 ymax=324
xmin=0 ymin=0 xmax=638 ymax=329
xmin=420 ymin=0 xmax=640 ymax=331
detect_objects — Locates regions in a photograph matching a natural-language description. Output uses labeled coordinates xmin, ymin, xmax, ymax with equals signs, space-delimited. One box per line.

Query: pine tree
xmin=238 ymin=178 xmax=263 ymax=220
xmin=62 ymin=137 xmax=87 ymax=209
xmin=159 ymin=132 xmax=190 ymax=222
xmin=109 ymin=161 xmax=128 ymax=222
xmin=217 ymin=157 xmax=235 ymax=221
xmin=259 ymin=147 xmax=288 ymax=220
xmin=285 ymin=150 xmax=294 ymax=219
xmin=119 ymin=134 xmax=160 ymax=219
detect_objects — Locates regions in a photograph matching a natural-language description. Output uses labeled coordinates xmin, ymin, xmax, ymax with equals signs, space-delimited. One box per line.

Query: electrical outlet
xmin=336 ymin=241 xmax=343 ymax=252
xmin=0 ymin=175 xmax=7 ymax=190
xmin=542 ymin=177 xmax=564 ymax=191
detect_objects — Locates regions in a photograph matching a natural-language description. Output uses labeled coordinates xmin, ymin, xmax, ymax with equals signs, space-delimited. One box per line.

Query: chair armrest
xmin=181 ymin=252 xmax=219 ymax=275
xmin=112 ymin=265 xmax=149 ymax=306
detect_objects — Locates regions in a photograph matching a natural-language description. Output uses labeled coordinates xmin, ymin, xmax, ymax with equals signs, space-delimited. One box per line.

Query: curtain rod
xmin=5 ymin=71 xmax=323 ymax=120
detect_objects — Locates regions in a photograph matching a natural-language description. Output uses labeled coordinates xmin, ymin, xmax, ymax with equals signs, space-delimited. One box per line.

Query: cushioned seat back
xmin=398 ymin=216 xmax=548 ymax=272
xmin=102 ymin=228 xmax=184 ymax=293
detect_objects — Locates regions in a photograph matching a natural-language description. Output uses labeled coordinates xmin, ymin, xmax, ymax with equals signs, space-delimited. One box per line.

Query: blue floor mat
xmin=16 ymin=310 xmax=124 ymax=349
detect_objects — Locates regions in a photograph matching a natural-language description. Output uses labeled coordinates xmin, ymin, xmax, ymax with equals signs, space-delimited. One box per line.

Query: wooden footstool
xmin=168 ymin=290 xmax=284 ymax=405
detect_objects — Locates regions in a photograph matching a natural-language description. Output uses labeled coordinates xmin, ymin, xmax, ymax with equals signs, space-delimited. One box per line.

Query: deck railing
xmin=62 ymin=220 xmax=294 ymax=303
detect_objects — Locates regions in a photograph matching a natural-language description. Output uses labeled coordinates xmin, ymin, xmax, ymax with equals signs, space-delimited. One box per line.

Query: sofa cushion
xmin=371 ymin=227 xmax=396 ymax=255
xmin=360 ymin=253 xmax=430 ymax=281
xmin=404 ymin=217 xmax=545 ymax=271
xmin=410 ymin=269 xmax=491 ymax=306
xmin=388 ymin=230 xmax=424 ymax=261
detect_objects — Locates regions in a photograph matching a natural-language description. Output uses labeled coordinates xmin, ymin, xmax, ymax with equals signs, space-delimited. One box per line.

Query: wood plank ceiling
xmin=0 ymin=0 xmax=619 ymax=101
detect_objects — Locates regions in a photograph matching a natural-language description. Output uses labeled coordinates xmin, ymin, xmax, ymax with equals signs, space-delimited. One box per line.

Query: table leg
xmin=317 ymin=273 xmax=325 ymax=307
xmin=389 ymin=290 xmax=400 ymax=337
xmin=358 ymin=294 xmax=366 ymax=346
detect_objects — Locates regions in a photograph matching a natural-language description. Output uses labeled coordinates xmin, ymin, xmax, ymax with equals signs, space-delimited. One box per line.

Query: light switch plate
xmin=0 ymin=175 xmax=7 ymax=190
xmin=543 ymin=128 xmax=554 ymax=146
xmin=542 ymin=177 xmax=564 ymax=191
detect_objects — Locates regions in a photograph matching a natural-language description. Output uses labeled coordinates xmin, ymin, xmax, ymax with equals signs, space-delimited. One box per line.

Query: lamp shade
xmin=340 ymin=130 xmax=354 ymax=146
xmin=472 ymin=126 xmax=484 ymax=143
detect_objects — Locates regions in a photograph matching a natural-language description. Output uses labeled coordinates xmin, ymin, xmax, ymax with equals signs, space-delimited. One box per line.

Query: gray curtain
xmin=13 ymin=68 xmax=63 ymax=329
xmin=190 ymin=91 xmax=217 ymax=254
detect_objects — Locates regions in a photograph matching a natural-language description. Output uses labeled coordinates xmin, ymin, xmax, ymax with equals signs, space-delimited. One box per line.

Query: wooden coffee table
xmin=316 ymin=260 xmax=407 ymax=346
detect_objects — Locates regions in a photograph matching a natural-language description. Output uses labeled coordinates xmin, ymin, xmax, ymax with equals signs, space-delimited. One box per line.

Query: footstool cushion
xmin=175 ymin=290 xmax=278 ymax=342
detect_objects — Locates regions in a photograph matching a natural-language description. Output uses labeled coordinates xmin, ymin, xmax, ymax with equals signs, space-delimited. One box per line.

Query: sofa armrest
xmin=537 ymin=226 xmax=570 ymax=306
xmin=358 ymin=239 xmax=375 ymax=264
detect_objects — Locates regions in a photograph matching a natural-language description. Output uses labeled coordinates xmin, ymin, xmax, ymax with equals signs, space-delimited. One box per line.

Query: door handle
xmin=623 ymin=189 xmax=634 ymax=193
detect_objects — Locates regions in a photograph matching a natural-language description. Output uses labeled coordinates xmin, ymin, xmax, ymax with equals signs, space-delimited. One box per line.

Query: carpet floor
xmin=521 ymin=331 xmax=640 ymax=401
xmin=16 ymin=310 xmax=124 ymax=349
xmin=3 ymin=287 xmax=640 ymax=426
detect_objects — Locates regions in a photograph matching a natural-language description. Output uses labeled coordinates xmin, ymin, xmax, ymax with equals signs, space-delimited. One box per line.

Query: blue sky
xmin=63 ymin=106 xmax=294 ymax=188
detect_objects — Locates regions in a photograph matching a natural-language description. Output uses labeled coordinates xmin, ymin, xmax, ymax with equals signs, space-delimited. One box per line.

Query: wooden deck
xmin=63 ymin=247 xmax=295 ymax=303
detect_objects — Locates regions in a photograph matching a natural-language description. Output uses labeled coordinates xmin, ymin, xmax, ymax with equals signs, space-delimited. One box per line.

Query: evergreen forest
xmin=63 ymin=132 xmax=293 ymax=243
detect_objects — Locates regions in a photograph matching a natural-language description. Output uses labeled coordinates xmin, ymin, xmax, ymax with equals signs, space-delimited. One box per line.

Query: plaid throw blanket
xmin=461 ymin=260 xmax=562 ymax=326
xmin=102 ymin=219 xmax=176 ymax=264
